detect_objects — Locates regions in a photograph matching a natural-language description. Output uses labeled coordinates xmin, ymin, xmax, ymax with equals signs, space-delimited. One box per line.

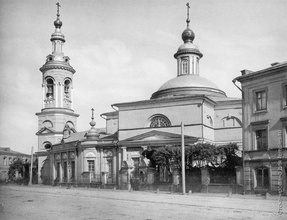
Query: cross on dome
xmin=186 ymin=2 xmax=190 ymax=28
xmin=56 ymin=2 xmax=61 ymax=17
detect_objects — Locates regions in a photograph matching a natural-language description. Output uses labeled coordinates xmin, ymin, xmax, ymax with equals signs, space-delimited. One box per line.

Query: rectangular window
xmin=255 ymin=129 xmax=268 ymax=150
xmin=255 ymin=90 xmax=267 ymax=111
xmin=256 ymin=168 xmax=269 ymax=188
xmin=182 ymin=60 xmax=188 ymax=74
xmin=88 ymin=160 xmax=95 ymax=172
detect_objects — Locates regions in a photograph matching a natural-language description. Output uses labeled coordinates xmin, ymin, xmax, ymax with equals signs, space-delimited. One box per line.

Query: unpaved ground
xmin=0 ymin=184 xmax=286 ymax=220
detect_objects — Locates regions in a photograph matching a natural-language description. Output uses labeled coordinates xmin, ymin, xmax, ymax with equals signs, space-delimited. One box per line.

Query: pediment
xmin=119 ymin=130 xmax=198 ymax=146
xmin=36 ymin=127 xmax=56 ymax=135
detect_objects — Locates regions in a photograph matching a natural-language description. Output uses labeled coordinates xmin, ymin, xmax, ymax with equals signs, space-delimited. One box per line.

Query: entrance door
xmin=56 ymin=162 xmax=60 ymax=181
xmin=71 ymin=161 xmax=75 ymax=181
xmin=63 ymin=161 xmax=67 ymax=182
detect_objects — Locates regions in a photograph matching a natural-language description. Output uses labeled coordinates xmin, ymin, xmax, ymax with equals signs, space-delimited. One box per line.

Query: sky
xmin=0 ymin=0 xmax=286 ymax=154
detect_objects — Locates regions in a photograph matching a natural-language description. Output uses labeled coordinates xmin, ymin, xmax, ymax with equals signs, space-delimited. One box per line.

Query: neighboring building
xmin=0 ymin=147 xmax=30 ymax=182
xmin=233 ymin=61 xmax=287 ymax=194
xmin=35 ymin=5 xmax=79 ymax=184
xmin=39 ymin=5 xmax=243 ymax=188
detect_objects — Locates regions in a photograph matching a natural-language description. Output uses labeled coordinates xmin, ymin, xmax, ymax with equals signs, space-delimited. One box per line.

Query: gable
xmin=36 ymin=127 xmax=56 ymax=135
xmin=119 ymin=130 xmax=198 ymax=147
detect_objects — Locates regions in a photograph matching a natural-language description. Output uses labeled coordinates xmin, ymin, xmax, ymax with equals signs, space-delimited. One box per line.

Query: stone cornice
xmin=40 ymin=64 xmax=75 ymax=74
xmin=174 ymin=49 xmax=203 ymax=58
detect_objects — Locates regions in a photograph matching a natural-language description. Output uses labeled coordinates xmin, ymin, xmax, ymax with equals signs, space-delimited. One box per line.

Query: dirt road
xmin=0 ymin=184 xmax=286 ymax=220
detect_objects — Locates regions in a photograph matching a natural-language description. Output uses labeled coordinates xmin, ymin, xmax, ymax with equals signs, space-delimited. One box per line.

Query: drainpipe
xmin=233 ymin=79 xmax=245 ymax=194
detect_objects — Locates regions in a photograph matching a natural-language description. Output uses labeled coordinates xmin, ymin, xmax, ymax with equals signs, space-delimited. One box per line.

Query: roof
xmin=55 ymin=128 xmax=117 ymax=145
xmin=234 ymin=61 xmax=287 ymax=83
xmin=0 ymin=147 xmax=30 ymax=157
xmin=151 ymin=74 xmax=226 ymax=99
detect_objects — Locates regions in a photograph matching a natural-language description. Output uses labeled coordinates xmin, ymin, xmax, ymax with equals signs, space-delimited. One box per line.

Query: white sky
xmin=0 ymin=0 xmax=286 ymax=154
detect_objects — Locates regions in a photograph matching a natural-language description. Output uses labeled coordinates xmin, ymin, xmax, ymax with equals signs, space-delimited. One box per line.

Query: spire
xmin=181 ymin=2 xmax=194 ymax=43
xmin=51 ymin=2 xmax=65 ymax=43
xmin=174 ymin=2 xmax=202 ymax=59
xmin=85 ymin=108 xmax=100 ymax=140
xmin=90 ymin=108 xmax=96 ymax=127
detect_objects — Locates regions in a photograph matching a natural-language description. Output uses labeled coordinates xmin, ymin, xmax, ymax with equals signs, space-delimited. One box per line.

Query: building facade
xmin=39 ymin=5 xmax=243 ymax=189
xmin=0 ymin=147 xmax=30 ymax=182
xmin=234 ymin=61 xmax=287 ymax=194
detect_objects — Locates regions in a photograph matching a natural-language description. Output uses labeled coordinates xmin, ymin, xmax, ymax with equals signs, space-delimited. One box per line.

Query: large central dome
xmin=151 ymin=74 xmax=226 ymax=99
xmin=151 ymin=11 xmax=226 ymax=100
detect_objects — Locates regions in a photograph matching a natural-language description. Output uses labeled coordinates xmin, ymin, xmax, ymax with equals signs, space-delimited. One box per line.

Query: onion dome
xmin=182 ymin=27 xmax=195 ymax=43
xmin=85 ymin=108 xmax=100 ymax=140
xmin=174 ymin=28 xmax=202 ymax=58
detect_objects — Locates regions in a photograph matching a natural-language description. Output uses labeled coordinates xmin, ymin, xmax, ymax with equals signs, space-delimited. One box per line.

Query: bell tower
xmin=35 ymin=3 xmax=79 ymax=183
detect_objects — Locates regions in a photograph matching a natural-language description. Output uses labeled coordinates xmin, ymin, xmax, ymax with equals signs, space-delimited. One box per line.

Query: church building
xmin=36 ymin=4 xmax=242 ymax=188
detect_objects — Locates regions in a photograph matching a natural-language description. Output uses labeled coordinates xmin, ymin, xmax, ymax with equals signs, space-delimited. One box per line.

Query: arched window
xmin=43 ymin=142 xmax=52 ymax=150
xmin=46 ymin=78 xmax=54 ymax=99
xmin=149 ymin=115 xmax=171 ymax=128
xmin=64 ymin=79 xmax=71 ymax=98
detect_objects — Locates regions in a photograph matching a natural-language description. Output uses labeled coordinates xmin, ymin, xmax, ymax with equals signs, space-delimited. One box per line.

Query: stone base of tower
xmin=36 ymin=151 xmax=50 ymax=184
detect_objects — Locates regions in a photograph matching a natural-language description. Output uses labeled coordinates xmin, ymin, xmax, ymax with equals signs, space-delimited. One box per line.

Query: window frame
xmin=254 ymin=167 xmax=269 ymax=189
xmin=251 ymin=120 xmax=269 ymax=151
xmin=254 ymin=89 xmax=267 ymax=113
xmin=282 ymin=83 xmax=287 ymax=109
xmin=181 ymin=56 xmax=189 ymax=75
xmin=254 ymin=129 xmax=268 ymax=151
xmin=280 ymin=117 xmax=287 ymax=148
xmin=148 ymin=114 xmax=171 ymax=128
xmin=87 ymin=160 xmax=95 ymax=173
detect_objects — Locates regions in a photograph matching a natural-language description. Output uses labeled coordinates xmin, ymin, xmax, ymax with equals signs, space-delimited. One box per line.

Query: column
xmin=54 ymin=83 xmax=58 ymax=107
xmin=71 ymin=85 xmax=73 ymax=109
xmin=59 ymin=153 xmax=63 ymax=182
xmin=75 ymin=151 xmax=78 ymax=185
xmin=122 ymin=147 xmax=127 ymax=161
xmin=42 ymin=84 xmax=45 ymax=108
xmin=60 ymin=82 xmax=63 ymax=108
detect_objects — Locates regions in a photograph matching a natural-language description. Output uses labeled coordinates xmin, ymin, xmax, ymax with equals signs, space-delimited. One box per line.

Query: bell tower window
xmin=64 ymin=79 xmax=71 ymax=98
xmin=46 ymin=78 xmax=54 ymax=99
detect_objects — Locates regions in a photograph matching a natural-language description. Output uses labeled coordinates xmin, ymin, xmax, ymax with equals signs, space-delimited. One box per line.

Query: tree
xmin=142 ymin=143 xmax=242 ymax=170
xmin=8 ymin=157 xmax=30 ymax=184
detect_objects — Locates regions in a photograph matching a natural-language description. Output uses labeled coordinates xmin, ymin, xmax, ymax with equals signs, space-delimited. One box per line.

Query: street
xmin=0 ymin=184 xmax=286 ymax=220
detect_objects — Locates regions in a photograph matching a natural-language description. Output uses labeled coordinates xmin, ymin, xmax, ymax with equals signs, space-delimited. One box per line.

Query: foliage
xmin=8 ymin=157 xmax=38 ymax=185
xmin=8 ymin=157 xmax=29 ymax=184
xmin=142 ymin=143 xmax=242 ymax=171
